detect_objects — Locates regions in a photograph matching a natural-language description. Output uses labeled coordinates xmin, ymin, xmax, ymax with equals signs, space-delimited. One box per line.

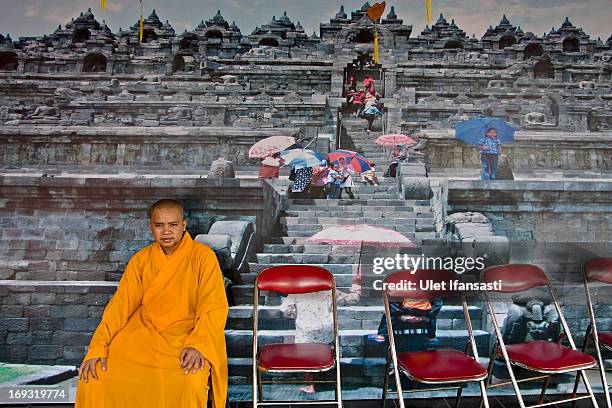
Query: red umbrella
xmin=248 ymin=136 xmax=296 ymax=159
xmin=375 ymin=134 xmax=417 ymax=147
xmin=327 ymin=149 xmax=372 ymax=173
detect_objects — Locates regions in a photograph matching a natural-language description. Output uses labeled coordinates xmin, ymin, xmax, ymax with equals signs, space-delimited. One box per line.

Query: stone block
xmin=29 ymin=345 xmax=63 ymax=360
xmin=0 ymin=318 xmax=29 ymax=332
xmin=50 ymin=305 xmax=89 ymax=318
xmin=24 ymin=305 xmax=50 ymax=317
xmin=53 ymin=331 xmax=92 ymax=346
xmin=402 ymin=177 xmax=433 ymax=199
xmin=63 ymin=318 xmax=101 ymax=332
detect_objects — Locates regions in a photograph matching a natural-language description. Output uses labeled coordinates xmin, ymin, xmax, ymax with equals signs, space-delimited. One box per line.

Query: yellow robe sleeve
xmin=84 ymin=255 xmax=144 ymax=361
xmin=182 ymin=247 xmax=229 ymax=408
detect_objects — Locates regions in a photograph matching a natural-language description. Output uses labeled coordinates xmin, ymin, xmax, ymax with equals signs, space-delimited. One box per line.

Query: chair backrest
xmin=584 ymin=258 xmax=612 ymax=284
xmin=256 ymin=265 xmax=334 ymax=294
xmin=482 ymin=264 xmax=548 ymax=293
xmin=384 ymin=269 xmax=459 ymax=299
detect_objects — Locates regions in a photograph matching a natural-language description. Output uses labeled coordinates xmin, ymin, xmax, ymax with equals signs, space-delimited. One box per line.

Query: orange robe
xmin=75 ymin=232 xmax=229 ymax=408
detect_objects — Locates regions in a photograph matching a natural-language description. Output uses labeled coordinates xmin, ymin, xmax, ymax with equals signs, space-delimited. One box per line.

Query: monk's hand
xmin=78 ymin=357 xmax=107 ymax=383
xmin=180 ymin=347 xmax=205 ymax=374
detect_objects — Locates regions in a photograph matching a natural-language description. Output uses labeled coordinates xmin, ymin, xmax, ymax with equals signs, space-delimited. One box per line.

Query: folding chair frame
xmin=570 ymin=264 xmax=611 ymax=408
xmin=252 ymin=266 xmax=343 ymax=408
xmin=481 ymin=267 xmax=599 ymax=408
xmin=381 ymin=281 xmax=490 ymax=408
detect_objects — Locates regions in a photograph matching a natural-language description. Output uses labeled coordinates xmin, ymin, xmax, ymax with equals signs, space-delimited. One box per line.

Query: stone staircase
xmin=225 ymin=110 xmax=491 ymax=392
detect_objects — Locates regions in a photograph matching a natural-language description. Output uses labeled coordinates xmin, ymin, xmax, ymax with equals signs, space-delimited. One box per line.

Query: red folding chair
xmin=481 ymin=264 xmax=599 ymax=408
xmin=381 ymin=269 xmax=490 ymax=408
xmin=252 ymin=265 xmax=342 ymax=408
xmin=571 ymin=258 xmax=611 ymax=408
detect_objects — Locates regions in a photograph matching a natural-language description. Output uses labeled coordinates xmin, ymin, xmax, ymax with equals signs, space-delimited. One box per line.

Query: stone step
xmin=261 ymin=243 xmax=427 ymax=255
xmin=280 ymin=222 xmax=437 ymax=235
xmin=227 ymin=356 xmax=497 ymax=387
xmin=273 ymin=236 xmax=446 ymax=247
xmin=333 ymin=185 xmax=399 ymax=194
xmin=282 ymin=217 xmax=422 ymax=226
xmin=227 ymin=357 xmax=392 ymax=386
xmin=228 ymin=305 xmax=483 ymax=331
xmin=287 ymin=200 xmax=431 ymax=208
xmin=234 ymin=282 xmax=451 ymax=306
xmin=225 ymin=329 xmax=491 ymax=359
xmin=282 ymin=210 xmax=425 ymax=218
xmin=282 ymin=223 xmax=423 ymax=235
xmin=282 ymin=230 xmax=437 ymax=239
xmin=329 ymin=193 xmax=400 ymax=200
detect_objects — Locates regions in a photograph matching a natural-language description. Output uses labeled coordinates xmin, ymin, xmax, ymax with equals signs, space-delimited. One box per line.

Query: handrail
xmin=335 ymin=109 xmax=343 ymax=151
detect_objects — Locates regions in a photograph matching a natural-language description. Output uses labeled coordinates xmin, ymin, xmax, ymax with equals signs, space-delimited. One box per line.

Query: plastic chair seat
xmin=598 ymin=332 xmax=612 ymax=350
xmin=506 ymin=340 xmax=596 ymax=373
xmin=257 ymin=343 xmax=335 ymax=372
xmin=397 ymin=349 xmax=488 ymax=383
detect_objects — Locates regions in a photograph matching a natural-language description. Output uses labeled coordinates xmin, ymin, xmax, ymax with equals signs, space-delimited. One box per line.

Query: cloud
xmin=106 ymin=3 xmax=124 ymax=12
xmin=24 ymin=2 xmax=42 ymax=18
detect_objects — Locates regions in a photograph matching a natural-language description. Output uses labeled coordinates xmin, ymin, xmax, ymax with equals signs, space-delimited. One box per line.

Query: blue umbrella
xmin=455 ymin=117 xmax=516 ymax=146
xmin=280 ymin=149 xmax=325 ymax=169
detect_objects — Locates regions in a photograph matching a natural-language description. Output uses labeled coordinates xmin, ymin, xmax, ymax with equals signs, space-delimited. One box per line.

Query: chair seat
xmin=397 ymin=349 xmax=487 ymax=383
xmin=506 ymin=340 xmax=596 ymax=373
xmin=257 ymin=343 xmax=335 ymax=372
xmin=598 ymin=332 xmax=612 ymax=350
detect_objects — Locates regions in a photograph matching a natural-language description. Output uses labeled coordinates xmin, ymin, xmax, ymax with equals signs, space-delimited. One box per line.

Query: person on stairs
xmin=337 ymin=157 xmax=356 ymax=199
xmin=280 ymin=270 xmax=362 ymax=394
xmin=369 ymin=297 xmax=443 ymax=349
xmin=325 ymin=162 xmax=344 ymax=200
xmin=361 ymin=163 xmax=379 ymax=186
xmin=384 ymin=145 xmax=408 ymax=177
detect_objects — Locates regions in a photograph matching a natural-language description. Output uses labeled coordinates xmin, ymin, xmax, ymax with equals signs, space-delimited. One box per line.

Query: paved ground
xmin=1 ymin=394 xmax=609 ymax=407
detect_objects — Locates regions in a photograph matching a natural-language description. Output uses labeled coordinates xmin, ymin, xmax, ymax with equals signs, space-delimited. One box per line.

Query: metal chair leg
xmin=479 ymin=347 xmax=497 ymax=408
xmin=578 ymin=368 xmax=600 ymax=408
xmin=455 ymin=384 xmax=464 ymax=408
xmin=336 ymin=364 xmax=343 ymax=408
xmin=479 ymin=380 xmax=491 ymax=408
xmin=381 ymin=348 xmax=391 ymax=408
xmin=257 ymin=370 xmax=263 ymax=404
xmin=537 ymin=375 xmax=551 ymax=405
xmin=597 ymin=359 xmax=612 ymax=408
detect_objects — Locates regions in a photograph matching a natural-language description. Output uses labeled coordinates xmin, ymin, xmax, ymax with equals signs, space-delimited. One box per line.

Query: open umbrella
xmin=307 ymin=224 xmax=416 ymax=278
xmin=307 ymin=224 xmax=416 ymax=248
xmin=455 ymin=117 xmax=516 ymax=146
xmin=376 ymin=134 xmax=417 ymax=147
xmin=328 ymin=149 xmax=372 ymax=173
xmin=248 ymin=136 xmax=297 ymax=159
xmin=280 ymin=149 xmax=325 ymax=169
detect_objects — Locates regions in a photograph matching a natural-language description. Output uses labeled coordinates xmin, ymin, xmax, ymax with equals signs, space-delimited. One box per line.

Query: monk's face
xmin=150 ymin=206 xmax=187 ymax=254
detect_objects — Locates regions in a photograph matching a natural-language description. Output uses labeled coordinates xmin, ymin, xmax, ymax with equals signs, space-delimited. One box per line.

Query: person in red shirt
xmin=348 ymin=75 xmax=357 ymax=92
xmin=363 ymin=75 xmax=375 ymax=92
xmin=351 ymin=89 xmax=366 ymax=117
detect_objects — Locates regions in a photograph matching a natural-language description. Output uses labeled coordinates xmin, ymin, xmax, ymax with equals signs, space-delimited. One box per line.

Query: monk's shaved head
xmin=149 ymin=199 xmax=184 ymax=220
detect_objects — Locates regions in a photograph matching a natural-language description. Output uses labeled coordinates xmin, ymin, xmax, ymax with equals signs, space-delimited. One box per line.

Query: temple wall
xmin=444 ymin=180 xmax=612 ymax=241
xmin=423 ymin=132 xmax=612 ymax=171
xmin=0 ymin=127 xmax=305 ymax=168
xmin=0 ymin=176 xmax=285 ymax=281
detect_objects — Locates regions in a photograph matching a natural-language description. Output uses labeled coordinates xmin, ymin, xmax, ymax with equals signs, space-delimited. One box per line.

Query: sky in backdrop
xmin=0 ymin=0 xmax=610 ymax=41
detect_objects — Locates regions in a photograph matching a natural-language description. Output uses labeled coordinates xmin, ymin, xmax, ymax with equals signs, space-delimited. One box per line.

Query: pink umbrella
xmin=375 ymin=134 xmax=417 ymax=147
xmin=306 ymin=224 xmax=416 ymax=248
xmin=248 ymin=136 xmax=296 ymax=159
xmin=307 ymin=225 xmax=416 ymax=278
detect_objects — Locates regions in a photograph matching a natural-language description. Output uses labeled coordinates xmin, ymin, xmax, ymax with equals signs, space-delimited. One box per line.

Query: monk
xmin=75 ymin=199 xmax=229 ymax=408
